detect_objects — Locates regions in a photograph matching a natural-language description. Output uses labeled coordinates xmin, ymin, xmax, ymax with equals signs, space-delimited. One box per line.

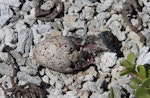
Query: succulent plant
xmin=111 ymin=52 xmax=150 ymax=98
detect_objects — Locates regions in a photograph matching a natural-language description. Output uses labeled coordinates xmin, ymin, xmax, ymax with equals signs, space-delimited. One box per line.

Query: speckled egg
xmin=33 ymin=36 xmax=80 ymax=73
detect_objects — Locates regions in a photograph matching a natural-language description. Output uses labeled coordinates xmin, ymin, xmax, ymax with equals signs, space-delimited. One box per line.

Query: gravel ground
xmin=0 ymin=0 xmax=150 ymax=98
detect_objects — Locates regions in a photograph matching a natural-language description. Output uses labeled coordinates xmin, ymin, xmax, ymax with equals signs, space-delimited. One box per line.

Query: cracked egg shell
xmin=33 ymin=36 xmax=80 ymax=73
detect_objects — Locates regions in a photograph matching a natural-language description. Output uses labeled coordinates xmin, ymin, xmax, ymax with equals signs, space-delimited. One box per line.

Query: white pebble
xmin=0 ymin=3 xmax=13 ymax=27
xmin=17 ymin=72 xmax=42 ymax=85
xmin=98 ymin=52 xmax=117 ymax=72
xmin=0 ymin=63 xmax=13 ymax=76
xmin=109 ymin=21 xmax=126 ymax=41
xmin=96 ymin=0 xmax=113 ymax=12
xmin=137 ymin=46 xmax=150 ymax=65
xmin=42 ymin=75 xmax=49 ymax=84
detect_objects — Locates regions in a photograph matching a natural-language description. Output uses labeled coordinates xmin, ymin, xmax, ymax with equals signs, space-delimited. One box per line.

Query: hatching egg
xmin=33 ymin=31 xmax=122 ymax=73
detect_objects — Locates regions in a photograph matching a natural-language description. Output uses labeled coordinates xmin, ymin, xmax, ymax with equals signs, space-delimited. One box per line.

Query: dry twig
xmin=0 ymin=45 xmax=45 ymax=98
xmin=35 ymin=0 xmax=63 ymax=22
xmin=122 ymin=0 xmax=146 ymax=43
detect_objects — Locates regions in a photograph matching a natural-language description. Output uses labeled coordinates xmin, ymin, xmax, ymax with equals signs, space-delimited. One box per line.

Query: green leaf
xmin=120 ymin=69 xmax=132 ymax=76
xmin=127 ymin=52 xmax=135 ymax=64
xmin=129 ymin=83 xmax=140 ymax=89
xmin=130 ymin=77 xmax=142 ymax=85
xmin=130 ymin=64 xmax=136 ymax=71
xmin=137 ymin=65 xmax=147 ymax=79
xmin=129 ymin=77 xmax=142 ymax=89
xmin=146 ymin=89 xmax=150 ymax=95
xmin=122 ymin=60 xmax=131 ymax=68
xmin=109 ymin=87 xmax=114 ymax=98
xmin=147 ymin=69 xmax=150 ymax=78
xmin=142 ymin=78 xmax=150 ymax=87
xmin=135 ymin=87 xmax=150 ymax=98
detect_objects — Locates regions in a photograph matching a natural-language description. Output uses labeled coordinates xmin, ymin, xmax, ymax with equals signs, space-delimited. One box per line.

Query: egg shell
xmin=33 ymin=36 xmax=80 ymax=73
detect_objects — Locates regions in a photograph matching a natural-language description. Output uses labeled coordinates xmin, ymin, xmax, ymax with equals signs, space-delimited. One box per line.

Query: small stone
xmin=64 ymin=2 xmax=71 ymax=14
xmin=53 ymin=89 xmax=63 ymax=95
xmin=23 ymin=8 xmax=36 ymax=25
xmin=98 ymin=52 xmax=117 ymax=72
xmin=145 ymin=32 xmax=150 ymax=46
xmin=25 ymin=57 xmax=37 ymax=68
xmin=96 ymin=12 xmax=110 ymax=20
xmin=55 ymin=81 xmax=64 ymax=89
xmin=0 ymin=52 xmax=8 ymax=62
xmin=121 ymin=40 xmax=135 ymax=57
xmin=82 ymin=81 xmax=98 ymax=92
xmin=85 ymin=66 xmax=97 ymax=77
xmin=82 ymin=77 xmax=107 ymax=95
xmin=62 ymin=87 xmax=69 ymax=94
xmin=112 ymin=1 xmax=123 ymax=11
xmin=63 ymin=15 xmax=85 ymax=32
xmin=96 ymin=78 xmax=106 ymax=92
xmin=141 ymin=13 xmax=150 ymax=23
xmin=0 ymin=0 xmax=21 ymax=8
xmin=51 ymin=19 xmax=63 ymax=30
xmin=68 ymin=0 xmax=83 ymax=13
xmin=49 ymin=78 xmax=58 ymax=87
xmin=42 ymin=75 xmax=49 ymax=84
xmin=87 ymin=19 xmax=101 ymax=32
xmin=0 ymin=63 xmax=13 ymax=76
xmin=46 ymin=70 xmax=58 ymax=86
xmin=3 ymin=26 xmax=15 ymax=48
xmin=128 ymin=31 xmax=143 ymax=48
xmin=33 ymin=23 xmax=52 ymax=34
xmin=39 ymin=68 xmax=45 ymax=76
xmin=142 ymin=0 xmax=150 ymax=12
xmin=17 ymin=28 xmax=33 ymax=55
xmin=78 ymin=75 xmax=84 ymax=82
xmin=78 ymin=90 xmax=90 ymax=98
xmin=0 ymin=29 xmax=5 ymax=42
xmin=61 ymin=74 xmax=74 ymax=86
xmin=82 ymin=6 xmax=94 ymax=20
xmin=21 ymin=0 xmax=32 ymax=12
xmin=109 ymin=21 xmax=126 ymax=41
xmin=66 ymin=90 xmax=78 ymax=97
xmin=17 ymin=72 xmax=42 ymax=85
xmin=0 ymin=75 xmax=12 ymax=88
xmin=0 ymin=87 xmax=5 ymax=98
xmin=83 ymin=74 xmax=94 ymax=81
xmin=81 ymin=0 xmax=97 ymax=6
xmin=0 ymin=3 xmax=13 ymax=27
xmin=41 ymin=1 xmax=54 ymax=10
xmin=90 ymin=92 xmax=109 ymax=98
xmin=45 ymin=68 xmax=52 ymax=78
xmin=19 ymin=66 xmax=37 ymax=76
xmin=10 ymin=50 xmax=26 ymax=66
xmin=131 ymin=18 xmax=140 ymax=27
xmin=112 ymin=84 xmax=129 ymax=98
xmin=32 ymin=28 xmax=42 ymax=44
xmin=106 ymin=14 xmax=122 ymax=26
xmin=137 ymin=46 xmax=150 ymax=65
xmin=15 ymin=20 xmax=27 ymax=32
xmin=75 ymin=29 xmax=86 ymax=36
xmin=96 ymin=0 xmax=113 ymax=12
xmin=47 ymin=95 xmax=61 ymax=98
